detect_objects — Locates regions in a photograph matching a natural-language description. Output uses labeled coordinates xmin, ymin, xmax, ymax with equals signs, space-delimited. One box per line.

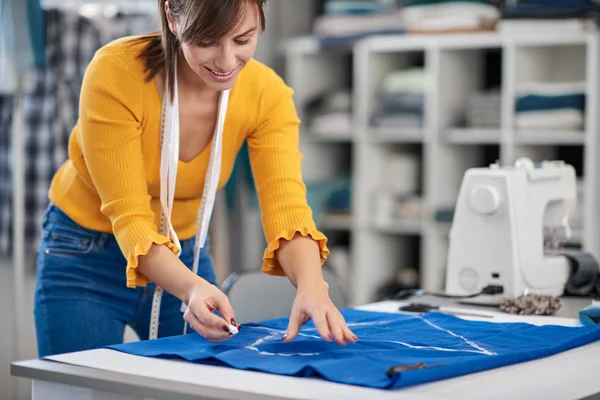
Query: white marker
xmin=228 ymin=324 xmax=239 ymax=335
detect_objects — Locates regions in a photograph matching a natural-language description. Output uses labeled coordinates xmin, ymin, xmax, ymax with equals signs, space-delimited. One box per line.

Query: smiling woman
xmin=136 ymin=0 xmax=267 ymax=96
xmin=33 ymin=0 xmax=357 ymax=359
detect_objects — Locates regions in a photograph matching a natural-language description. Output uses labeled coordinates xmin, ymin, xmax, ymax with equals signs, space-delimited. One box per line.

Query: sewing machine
xmin=445 ymin=158 xmax=577 ymax=304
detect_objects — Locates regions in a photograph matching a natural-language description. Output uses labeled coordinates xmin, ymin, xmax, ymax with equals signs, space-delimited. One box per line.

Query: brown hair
xmin=132 ymin=0 xmax=267 ymax=101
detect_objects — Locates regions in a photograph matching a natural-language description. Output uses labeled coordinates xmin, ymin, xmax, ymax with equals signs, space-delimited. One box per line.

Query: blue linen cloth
xmin=502 ymin=0 xmax=599 ymax=18
xmin=107 ymin=309 xmax=600 ymax=390
xmin=515 ymin=93 xmax=586 ymax=113
xmin=579 ymin=300 xmax=600 ymax=326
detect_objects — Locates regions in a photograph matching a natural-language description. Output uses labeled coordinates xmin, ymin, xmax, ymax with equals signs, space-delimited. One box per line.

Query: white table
xmin=11 ymin=298 xmax=600 ymax=400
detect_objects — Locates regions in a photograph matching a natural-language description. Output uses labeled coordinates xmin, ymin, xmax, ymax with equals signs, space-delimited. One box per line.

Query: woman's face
xmin=171 ymin=1 xmax=260 ymax=91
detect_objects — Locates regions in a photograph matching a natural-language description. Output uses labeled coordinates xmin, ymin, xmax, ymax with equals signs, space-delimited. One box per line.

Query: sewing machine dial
xmin=469 ymin=184 xmax=500 ymax=215
xmin=459 ymin=268 xmax=478 ymax=291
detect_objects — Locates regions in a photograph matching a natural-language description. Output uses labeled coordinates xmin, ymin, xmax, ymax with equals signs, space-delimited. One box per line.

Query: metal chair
xmin=221 ymin=267 xmax=348 ymax=324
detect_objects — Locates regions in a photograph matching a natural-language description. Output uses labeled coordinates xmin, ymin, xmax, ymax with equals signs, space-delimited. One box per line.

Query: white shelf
xmin=372 ymin=219 xmax=422 ymax=235
xmin=302 ymin=130 xmax=354 ymax=143
xmin=366 ymin=127 xmax=426 ymax=143
xmin=286 ymin=31 xmax=600 ymax=306
xmin=514 ymin=130 xmax=586 ymax=145
xmin=444 ymin=128 xmax=502 ymax=144
xmin=319 ymin=213 xmax=353 ymax=231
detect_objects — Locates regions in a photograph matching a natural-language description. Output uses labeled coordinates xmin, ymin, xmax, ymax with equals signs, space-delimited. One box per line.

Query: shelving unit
xmin=284 ymin=31 xmax=600 ymax=306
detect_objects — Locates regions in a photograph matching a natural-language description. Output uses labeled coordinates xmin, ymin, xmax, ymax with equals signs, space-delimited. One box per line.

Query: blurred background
xmin=2 ymin=0 xmax=600 ymax=398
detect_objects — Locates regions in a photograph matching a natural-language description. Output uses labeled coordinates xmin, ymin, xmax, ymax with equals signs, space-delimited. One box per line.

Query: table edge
xmin=11 ymin=359 xmax=288 ymax=400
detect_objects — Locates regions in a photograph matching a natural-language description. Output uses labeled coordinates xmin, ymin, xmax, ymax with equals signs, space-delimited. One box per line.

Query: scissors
xmin=399 ymin=302 xmax=493 ymax=318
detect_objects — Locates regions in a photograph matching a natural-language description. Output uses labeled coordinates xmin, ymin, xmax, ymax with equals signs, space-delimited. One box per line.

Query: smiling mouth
xmin=205 ymin=67 xmax=235 ymax=79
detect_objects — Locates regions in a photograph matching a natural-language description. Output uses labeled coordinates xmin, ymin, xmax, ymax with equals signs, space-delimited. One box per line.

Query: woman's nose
xmin=214 ymin=45 xmax=237 ymax=72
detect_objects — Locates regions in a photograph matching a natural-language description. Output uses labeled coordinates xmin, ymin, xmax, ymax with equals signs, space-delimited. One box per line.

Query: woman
xmin=34 ymin=0 xmax=357 ymax=357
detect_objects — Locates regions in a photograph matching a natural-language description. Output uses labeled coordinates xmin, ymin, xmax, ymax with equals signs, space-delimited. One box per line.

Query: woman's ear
xmin=164 ymin=1 xmax=178 ymax=36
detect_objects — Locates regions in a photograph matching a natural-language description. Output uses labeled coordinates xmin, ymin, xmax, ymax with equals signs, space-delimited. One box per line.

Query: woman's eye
xmin=235 ymin=39 xmax=250 ymax=46
xmin=198 ymin=42 xmax=216 ymax=48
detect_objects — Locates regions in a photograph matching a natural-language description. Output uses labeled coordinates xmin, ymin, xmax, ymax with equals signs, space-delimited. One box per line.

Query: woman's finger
xmin=194 ymin=303 xmax=234 ymax=331
xmin=311 ymin=308 xmax=332 ymax=342
xmin=327 ymin=308 xmax=358 ymax=344
xmin=184 ymin=308 xmax=232 ymax=341
xmin=214 ymin=293 xmax=237 ymax=327
xmin=326 ymin=309 xmax=349 ymax=345
xmin=344 ymin=325 xmax=358 ymax=343
xmin=283 ymin=306 xmax=303 ymax=342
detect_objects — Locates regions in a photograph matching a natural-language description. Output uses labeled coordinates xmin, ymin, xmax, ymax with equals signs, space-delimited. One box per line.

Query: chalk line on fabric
xmin=241 ymin=316 xmax=496 ymax=357
xmin=420 ymin=316 xmax=496 ymax=356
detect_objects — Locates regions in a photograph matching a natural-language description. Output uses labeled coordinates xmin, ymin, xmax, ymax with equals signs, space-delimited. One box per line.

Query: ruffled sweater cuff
xmin=124 ymin=230 xmax=180 ymax=288
xmin=261 ymin=227 xmax=329 ymax=276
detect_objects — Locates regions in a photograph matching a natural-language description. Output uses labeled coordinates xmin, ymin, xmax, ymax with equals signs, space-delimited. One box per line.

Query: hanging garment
xmin=5 ymin=9 xmax=104 ymax=256
xmin=0 ymin=8 xmax=157 ymax=256
xmin=0 ymin=96 xmax=13 ymax=253
xmin=0 ymin=0 xmax=39 ymax=94
xmin=107 ymin=308 xmax=600 ymax=390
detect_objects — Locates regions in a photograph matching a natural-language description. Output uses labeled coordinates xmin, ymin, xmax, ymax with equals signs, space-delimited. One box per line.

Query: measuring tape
xmin=149 ymin=58 xmax=230 ymax=340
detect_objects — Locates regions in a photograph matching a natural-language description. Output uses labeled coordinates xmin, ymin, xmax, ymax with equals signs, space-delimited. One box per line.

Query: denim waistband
xmin=42 ymin=203 xmax=198 ymax=250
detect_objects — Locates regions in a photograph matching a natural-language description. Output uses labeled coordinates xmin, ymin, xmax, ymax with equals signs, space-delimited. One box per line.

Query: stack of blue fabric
xmin=313 ymin=0 xmax=404 ymax=48
xmin=108 ymin=308 xmax=600 ymax=390
xmin=514 ymin=82 xmax=586 ymax=131
xmin=502 ymin=0 xmax=600 ymax=20
xmin=500 ymin=0 xmax=600 ymax=33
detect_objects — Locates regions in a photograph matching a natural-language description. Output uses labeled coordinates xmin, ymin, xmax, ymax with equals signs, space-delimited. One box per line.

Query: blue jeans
xmin=34 ymin=205 xmax=217 ymax=357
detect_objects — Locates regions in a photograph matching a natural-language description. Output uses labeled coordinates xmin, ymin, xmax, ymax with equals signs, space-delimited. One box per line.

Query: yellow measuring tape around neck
xmin=149 ymin=59 xmax=230 ymax=340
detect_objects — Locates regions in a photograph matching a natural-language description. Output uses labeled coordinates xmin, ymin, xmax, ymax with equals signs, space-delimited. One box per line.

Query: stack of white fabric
xmin=314 ymin=0 xmax=403 ymax=38
xmin=401 ymin=0 xmax=501 ymax=33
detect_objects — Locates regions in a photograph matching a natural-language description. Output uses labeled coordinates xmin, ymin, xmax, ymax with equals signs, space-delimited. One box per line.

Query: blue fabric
xmin=579 ymin=301 xmax=600 ymax=326
xmin=515 ymin=94 xmax=585 ymax=113
xmin=503 ymin=0 xmax=599 ymax=18
xmin=326 ymin=185 xmax=351 ymax=211
xmin=405 ymin=0 xmax=487 ymax=6
xmin=27 ymin=0 xmax=46 ymax=68
xmin=323 ymin=0 xmax=393 ymax=15
xmin=107 ymin=309 xmax=600 ymax=390
xmin=224 ymin=140 xmax=257 ymax=211
xmin=34 ymin=205 xmax=218 ymax=358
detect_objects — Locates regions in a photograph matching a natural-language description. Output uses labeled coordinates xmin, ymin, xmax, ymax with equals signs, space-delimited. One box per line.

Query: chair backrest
xmin=221 ymin=267 xmax=347 ymax=324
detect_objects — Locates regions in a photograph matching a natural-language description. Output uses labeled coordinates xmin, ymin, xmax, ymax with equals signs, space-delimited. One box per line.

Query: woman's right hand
xmin=138 ymin=244 xmax=239 ymax=341
xmin=184 ymin=279 xmax=239 ymax=341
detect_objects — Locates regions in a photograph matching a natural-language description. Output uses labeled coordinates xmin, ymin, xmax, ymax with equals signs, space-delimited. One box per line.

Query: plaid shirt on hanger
xmin=0 ymin=95 xmax=13 ymax=254
xmin=0 ymin=8 xmax=157 ymax=256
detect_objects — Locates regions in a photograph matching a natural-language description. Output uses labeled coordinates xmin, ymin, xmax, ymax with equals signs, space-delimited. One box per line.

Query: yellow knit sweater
xmin=48 ymin=36 xmax=328 ymax=288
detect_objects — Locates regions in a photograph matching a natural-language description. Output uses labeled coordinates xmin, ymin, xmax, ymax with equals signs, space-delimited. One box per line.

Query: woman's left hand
xmin=283 ymin=281 xmax=358 ymax=345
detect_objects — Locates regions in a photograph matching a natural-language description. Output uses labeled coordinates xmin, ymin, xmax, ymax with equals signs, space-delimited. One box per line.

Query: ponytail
xmin=159 ymin=0 xmax=179 ymax=102
xmin=130 ymin=0 xmax=179 ymax=102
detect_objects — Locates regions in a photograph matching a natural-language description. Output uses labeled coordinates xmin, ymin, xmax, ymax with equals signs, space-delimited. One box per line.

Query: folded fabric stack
xmin=465 ymin=89 xmax=501 ymax=128
xmin=499 ymin=0 xmax=599 ymax=33
xmin=313 ymin=0 xmax=404 ymax=47
xmin=304 ymin=89 xmax=353 ymax=137
xmin=370 ymin=68 xmax=426 ymax=129
xmin=401 ymin=0 xmax=501 ymax=34
xmin=515 ymin=82 xmax=586 ymax=131
xmin=305 ymin=177 xmax=352 ymax=226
